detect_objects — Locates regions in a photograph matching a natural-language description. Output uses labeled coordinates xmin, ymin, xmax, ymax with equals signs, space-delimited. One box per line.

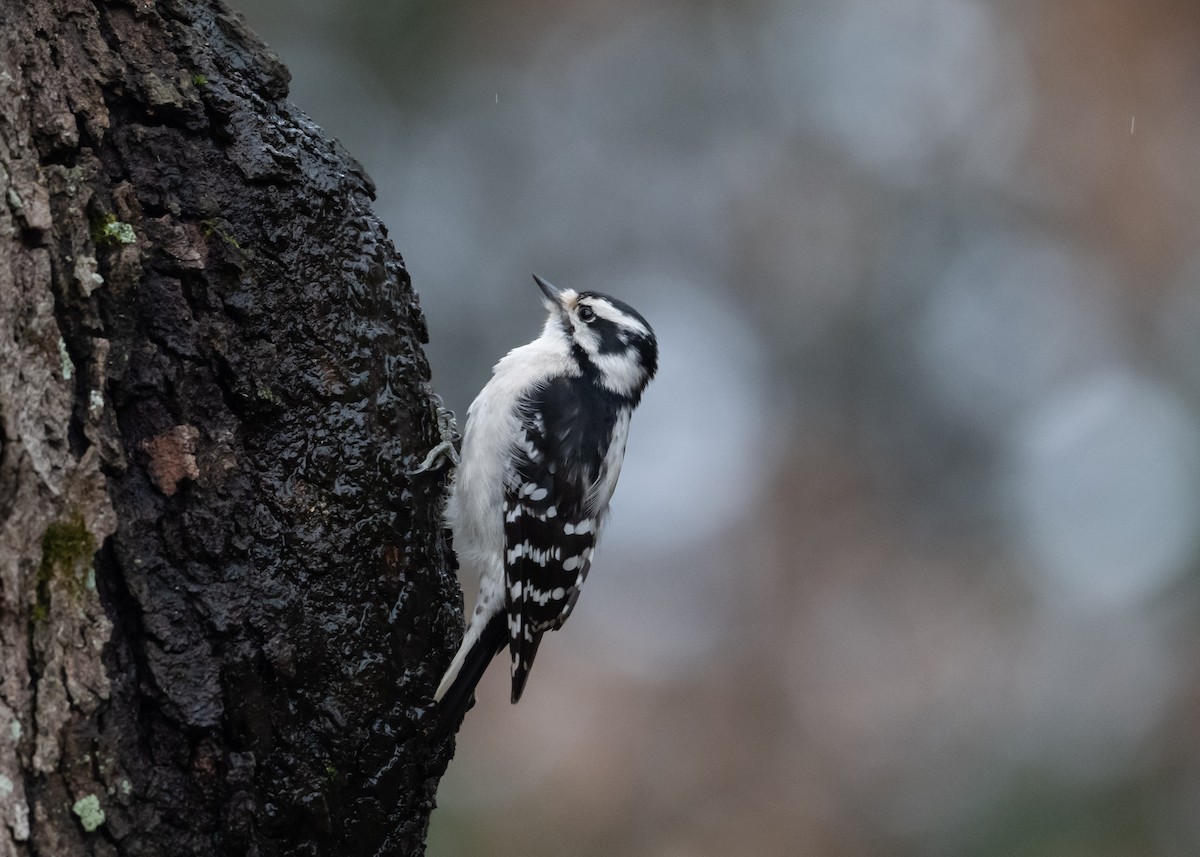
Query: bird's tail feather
xmin=509 ymin=632 xmax=543 ymax=704
xmin=433 ymin=611 xmax=507 ymax=732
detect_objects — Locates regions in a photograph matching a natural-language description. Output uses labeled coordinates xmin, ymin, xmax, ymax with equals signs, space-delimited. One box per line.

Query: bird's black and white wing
xmin=503 ymin=376 xmax=624 ymax=702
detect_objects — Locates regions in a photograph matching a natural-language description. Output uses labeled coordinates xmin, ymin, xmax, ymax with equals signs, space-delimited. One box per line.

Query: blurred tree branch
xmin=0 ymin=0 xmax=459 ymax=853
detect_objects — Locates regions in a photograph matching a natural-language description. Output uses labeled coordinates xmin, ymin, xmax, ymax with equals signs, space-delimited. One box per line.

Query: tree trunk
xmin=0 ymin=0 xmax=461 ymax=854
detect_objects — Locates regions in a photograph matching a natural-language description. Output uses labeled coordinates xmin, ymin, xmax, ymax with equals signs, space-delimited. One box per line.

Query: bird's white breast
xmin=445 ymin=329 xmax=576 ymax=586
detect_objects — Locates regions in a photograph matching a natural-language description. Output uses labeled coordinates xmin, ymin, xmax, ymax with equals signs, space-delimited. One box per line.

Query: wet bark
xmin=0 ymin=0 xmax=462 ymax=854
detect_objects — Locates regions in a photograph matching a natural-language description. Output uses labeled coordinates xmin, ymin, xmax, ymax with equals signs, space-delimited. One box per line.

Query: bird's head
xmin=533 ymin=274 xmax=658 ymax=401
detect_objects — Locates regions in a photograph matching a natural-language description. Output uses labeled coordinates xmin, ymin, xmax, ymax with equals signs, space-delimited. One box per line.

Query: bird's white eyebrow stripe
xmin=584 ymin=298 xmax=650 ymax=337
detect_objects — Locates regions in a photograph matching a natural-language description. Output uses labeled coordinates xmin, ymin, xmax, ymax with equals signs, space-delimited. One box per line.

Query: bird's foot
xmin=408 ymin=395 xmax=461 ymax=475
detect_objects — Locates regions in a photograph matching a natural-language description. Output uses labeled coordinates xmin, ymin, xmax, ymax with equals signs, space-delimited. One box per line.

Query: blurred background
xmin=235 ymin=1 xmax=1200 ymax=854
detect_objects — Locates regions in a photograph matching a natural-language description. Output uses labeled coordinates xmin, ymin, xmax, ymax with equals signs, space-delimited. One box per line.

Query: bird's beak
xmin=532 ymin=274 xmax=563 ymax=309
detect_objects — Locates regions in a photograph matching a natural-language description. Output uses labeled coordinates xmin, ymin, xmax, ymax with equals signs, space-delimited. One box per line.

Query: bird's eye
xmin=578 ymin=305 xmax=596 ymax=323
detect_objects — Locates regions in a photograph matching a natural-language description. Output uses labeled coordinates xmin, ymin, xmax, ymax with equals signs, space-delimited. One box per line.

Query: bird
xmin=431 ymin=274 xmax=657 ymax=729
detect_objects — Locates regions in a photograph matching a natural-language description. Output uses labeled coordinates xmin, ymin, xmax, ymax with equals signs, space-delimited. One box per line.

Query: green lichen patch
xmin=200 ymin=217 xmax=242 ymax=250
xmin=41 ymin=514 xmax=96 ymax=581
xmin=192 ymin=73 xmax=209 ymax=87
xmin=91 ymin=211 xmax=137 ymax=247
xmin=36 ymin=514 xmax=97 ymax=618
xmin=58 ymin=338 xmax=74 ymax=380
xmin=72 ymin=794 xmax=105 ymax=832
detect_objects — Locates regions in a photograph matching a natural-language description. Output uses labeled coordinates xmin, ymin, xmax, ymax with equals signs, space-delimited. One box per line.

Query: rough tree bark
xmin=0 ymin=0 xmax=462 ymax=854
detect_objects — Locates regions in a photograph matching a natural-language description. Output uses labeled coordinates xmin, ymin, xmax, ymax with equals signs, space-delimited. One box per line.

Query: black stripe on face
xmin=589 ymin=316 xmax=626 ymax=354
xmin=629 ymin=332 xmax=658 ymax=383
xmin=578 ymin=291 xmax=654 ymax=337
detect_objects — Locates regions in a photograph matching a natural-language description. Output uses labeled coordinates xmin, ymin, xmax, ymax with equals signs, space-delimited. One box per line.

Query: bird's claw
xmin=408 ymin=395 xmax=461 ymax=476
